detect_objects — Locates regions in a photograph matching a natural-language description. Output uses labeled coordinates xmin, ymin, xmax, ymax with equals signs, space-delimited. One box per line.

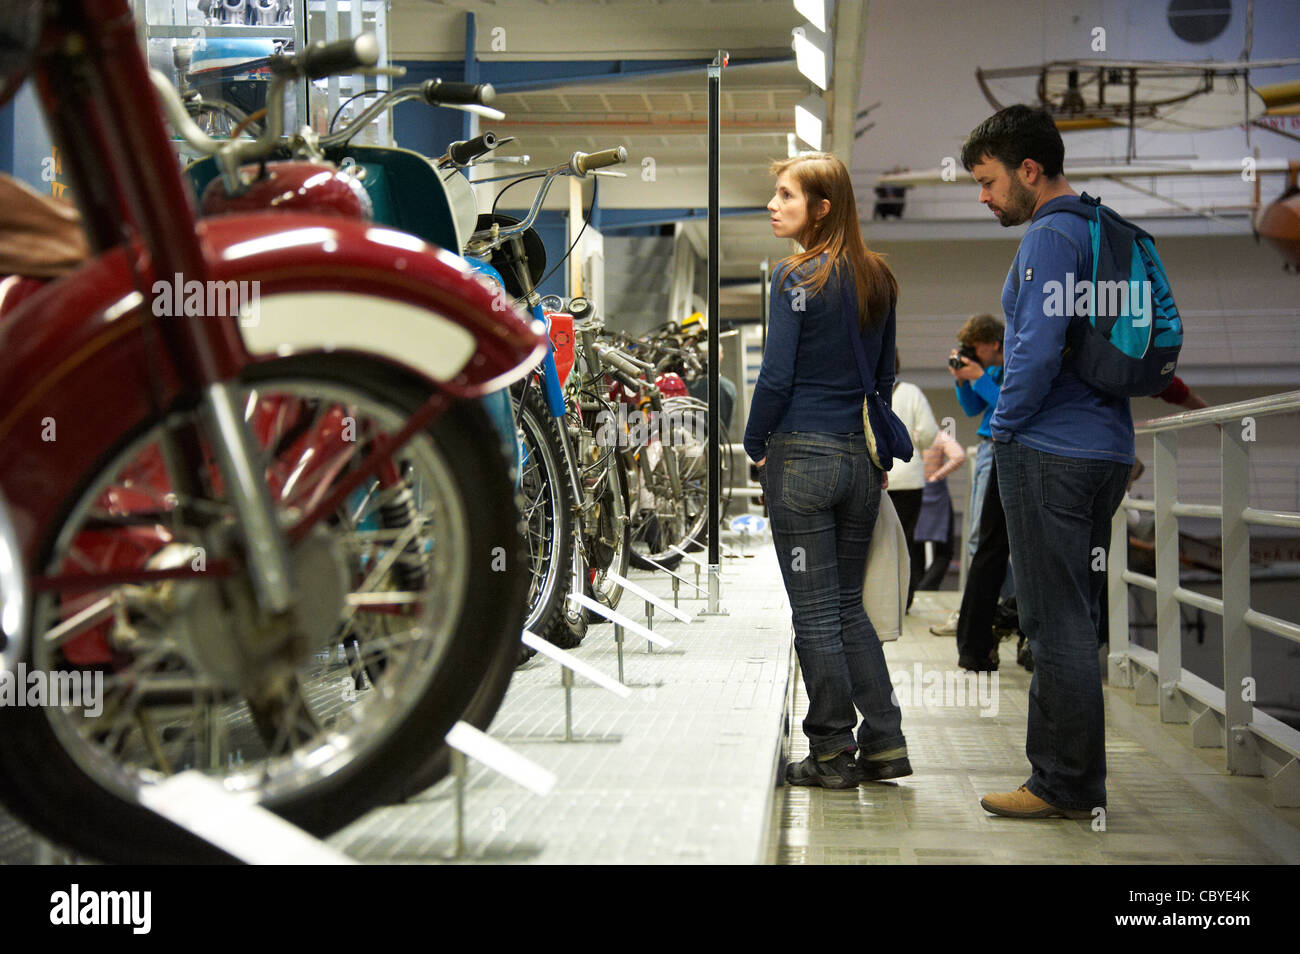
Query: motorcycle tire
xmin=0 ymin=354 xmax=526 ymax=863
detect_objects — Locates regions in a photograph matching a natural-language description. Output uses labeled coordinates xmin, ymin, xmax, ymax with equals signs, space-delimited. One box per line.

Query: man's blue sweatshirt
xmin=990 ymin=194 xmax=1134 ymax=464
xmin=743 ymin=258 xmax=895 ymax=463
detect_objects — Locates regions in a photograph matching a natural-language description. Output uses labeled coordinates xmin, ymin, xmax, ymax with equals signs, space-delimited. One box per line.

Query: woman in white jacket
xmin=886 ymin=350 xmax=939 ymax=610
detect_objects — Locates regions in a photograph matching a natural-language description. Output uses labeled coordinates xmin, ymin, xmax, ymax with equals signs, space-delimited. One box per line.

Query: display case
xmin=132 ymin=0 xmax=392 ymax=165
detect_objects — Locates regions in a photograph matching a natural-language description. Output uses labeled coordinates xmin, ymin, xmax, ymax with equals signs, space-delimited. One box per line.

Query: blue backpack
xmin=1058 ymin=193 xmax=1183 ymax=398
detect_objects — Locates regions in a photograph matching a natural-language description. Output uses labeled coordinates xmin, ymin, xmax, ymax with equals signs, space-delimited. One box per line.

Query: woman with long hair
xmin=744 ymin=152 xmax=909 ymax=788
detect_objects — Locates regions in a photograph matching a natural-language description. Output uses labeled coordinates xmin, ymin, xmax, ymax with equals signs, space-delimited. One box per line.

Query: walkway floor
xmin=776 ymin=588 xmax=1300 ymax=865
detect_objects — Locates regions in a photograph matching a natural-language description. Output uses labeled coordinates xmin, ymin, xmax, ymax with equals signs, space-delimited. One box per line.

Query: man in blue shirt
xmin=950 ymin=313 xmax=1010 ymax=577
xmin=945 ymin=315 xmax=1016 ymax=671
xmin=961 ymin=105 xmax=1134 ymax=821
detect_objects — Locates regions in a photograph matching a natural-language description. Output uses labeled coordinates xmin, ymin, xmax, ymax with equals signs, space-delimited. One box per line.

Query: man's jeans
xmin=994 ymin=440 xmax=1130 ymax=811
xmin=966 ymin=440 xmax=994 ymax=559
xmin=759 ymin=432 xmax=906 ymax=758
xmin=968 ymin=439 xmax=1015 ymax=598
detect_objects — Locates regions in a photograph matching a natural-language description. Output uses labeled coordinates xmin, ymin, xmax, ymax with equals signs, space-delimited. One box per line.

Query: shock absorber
xmin=377 ymin=482 xmax=428 ymax=594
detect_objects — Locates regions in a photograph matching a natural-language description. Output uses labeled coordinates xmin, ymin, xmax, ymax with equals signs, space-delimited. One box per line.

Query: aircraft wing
xmin=877 ymin=159 xmax=1296 ymax=187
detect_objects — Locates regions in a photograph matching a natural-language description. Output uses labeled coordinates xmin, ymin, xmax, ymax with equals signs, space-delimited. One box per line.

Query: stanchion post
xmin=614 ymin=623 xmax=625 ymax=682
xmin=451 ymin=748 xmax=467 ymax=859
xmin=702 ymin=48 xmax=728 ymax=618
xmin=645 ymin=600 xmax=655 ymax=653
xmin=561 ymin=666 xmax=575 ymax=743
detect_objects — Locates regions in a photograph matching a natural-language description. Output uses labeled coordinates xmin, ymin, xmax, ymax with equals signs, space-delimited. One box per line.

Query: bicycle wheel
xmin=627 ymin=402 xmax=709 ymax=571
xmin=0 ymin=354 xmax=526 ymax=862
xmin=584 ymin=449 xmax=630 ymax=618
xmin=513 ymin=382 xmax=582 ymax=648
xmin=682 ymin=410 xmax=734 ymax=551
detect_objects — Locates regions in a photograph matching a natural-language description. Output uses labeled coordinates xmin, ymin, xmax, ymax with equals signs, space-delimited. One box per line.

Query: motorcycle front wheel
xmin=0 ymin=354 xmax=527 ymax=862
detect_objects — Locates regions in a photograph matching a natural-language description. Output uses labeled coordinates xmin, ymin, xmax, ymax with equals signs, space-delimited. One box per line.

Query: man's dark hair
xmin=958 ymin=313 xmax=1004 ymax=347
xmin=960 ymin=105 xmax=1065 ymax=178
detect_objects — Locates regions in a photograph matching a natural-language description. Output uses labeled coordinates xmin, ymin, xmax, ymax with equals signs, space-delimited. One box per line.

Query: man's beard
xmin=995 ymin=176 xmax=1036 ymax=227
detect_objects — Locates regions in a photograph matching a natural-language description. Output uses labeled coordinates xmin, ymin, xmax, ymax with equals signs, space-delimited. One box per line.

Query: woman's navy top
xmin=743 ymin=256 xmax=896 ymax=463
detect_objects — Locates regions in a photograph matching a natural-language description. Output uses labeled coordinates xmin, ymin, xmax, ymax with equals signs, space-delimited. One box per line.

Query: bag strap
xmin=836 ymin=269 xmax=875 ymax=395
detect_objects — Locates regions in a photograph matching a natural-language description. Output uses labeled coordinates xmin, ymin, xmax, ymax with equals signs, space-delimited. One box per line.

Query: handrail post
xmin=1221 ymin=421 xmax=1260 ymax=775
xmin=1107 ymin=499 xmax=1131 ymax=687
xmin=1153 ymin=430 xmax=1188 ymax=723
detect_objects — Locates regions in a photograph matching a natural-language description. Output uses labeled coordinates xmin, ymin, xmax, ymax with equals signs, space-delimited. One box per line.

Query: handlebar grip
xmin=609 ymin=367 xmax=642 ymax=393
xmin=421 ymin=79 xmax=496 ymax=106
xmin=298 ymin=35 xmax=379 ymax=80
xmin=573 ymin=146 xmax=628 ymax=176
xmin=594 ymin=343 xmax=644 ymax=380
xmin=448 ymin=131 xmax=498 ymax=165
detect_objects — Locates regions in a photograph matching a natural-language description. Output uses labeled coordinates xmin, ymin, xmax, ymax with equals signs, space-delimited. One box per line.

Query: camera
xmin=948 ymin=344 xmax=980 ymax=370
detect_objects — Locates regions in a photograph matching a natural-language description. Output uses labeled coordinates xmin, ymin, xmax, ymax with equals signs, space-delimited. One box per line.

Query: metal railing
xmin=1106 ymin=389 xmax=1300 ymax=807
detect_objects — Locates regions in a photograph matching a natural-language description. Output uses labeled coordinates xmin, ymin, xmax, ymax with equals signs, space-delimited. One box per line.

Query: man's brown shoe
xmin=979 ymin=785 xmax=1093 ymax=819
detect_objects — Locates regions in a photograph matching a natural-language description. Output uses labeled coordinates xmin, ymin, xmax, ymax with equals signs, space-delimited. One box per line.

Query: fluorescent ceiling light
xmin=794 ymin=0 xmax=834 ymax=32
xmin=795 ymin=94 xmax=826 ymax=151
xmin=792 ymin=26 xmax=831 ymax=90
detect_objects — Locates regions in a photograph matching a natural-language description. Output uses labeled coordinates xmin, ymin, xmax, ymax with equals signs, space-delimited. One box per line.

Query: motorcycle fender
xmin=0 ymin=216 xmax=544 ymax=566
xmin=201 ymin=213 xmax=546 ymax=397
xmin=0 ymin=252 xmax=189 ymax=567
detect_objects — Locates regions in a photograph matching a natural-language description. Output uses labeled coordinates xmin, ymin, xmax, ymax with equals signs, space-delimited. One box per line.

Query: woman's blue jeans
xmin=759 ymin=432 xmax=906 ymax=758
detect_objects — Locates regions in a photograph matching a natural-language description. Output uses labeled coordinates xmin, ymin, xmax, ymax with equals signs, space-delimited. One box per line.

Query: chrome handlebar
xmin=466 ymin=147 xmax=628 ymax=255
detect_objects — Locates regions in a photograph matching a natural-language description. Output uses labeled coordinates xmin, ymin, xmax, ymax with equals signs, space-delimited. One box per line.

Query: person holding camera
xmin=929 ymin=314 xmax=1012 ymax=639
xmin=943 ymin=314 xmax=1016 ymax=671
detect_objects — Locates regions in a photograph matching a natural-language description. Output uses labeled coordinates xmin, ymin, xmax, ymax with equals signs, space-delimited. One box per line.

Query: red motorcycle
xmin=0 ymin=0 xmax=544 ymax=862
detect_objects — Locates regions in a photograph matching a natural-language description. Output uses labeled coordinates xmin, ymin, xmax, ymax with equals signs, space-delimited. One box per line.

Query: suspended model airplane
xmin=875 ymin=58 xmax=1300 ymax=270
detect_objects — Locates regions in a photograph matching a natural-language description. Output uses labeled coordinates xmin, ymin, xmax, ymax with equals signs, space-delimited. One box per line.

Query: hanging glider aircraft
xmin=874 ymin=58 xmax=1300 ymax=269
xmin=974 ymin=58 xmax=1300 ymax=149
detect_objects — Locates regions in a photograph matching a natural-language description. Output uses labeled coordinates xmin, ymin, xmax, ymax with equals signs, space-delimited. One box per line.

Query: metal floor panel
xmin=776 ymin=590 xmax=1300 ymax=866
xmin=328 ymin=538 xmax=795 ymax=864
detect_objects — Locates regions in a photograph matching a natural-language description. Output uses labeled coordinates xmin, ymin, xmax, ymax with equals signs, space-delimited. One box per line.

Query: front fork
xmin=531 ymin=310 xmax=588 ymax=610
xmin=202 ymin=380 xmax=296 ymax=614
